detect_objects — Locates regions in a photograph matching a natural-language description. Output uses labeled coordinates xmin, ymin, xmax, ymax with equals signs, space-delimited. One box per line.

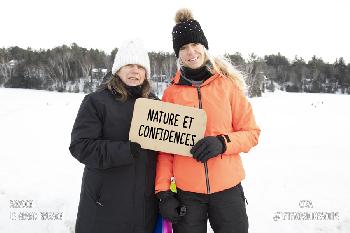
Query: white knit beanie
xmin=111 ymin=40 xmax=151 ymax=79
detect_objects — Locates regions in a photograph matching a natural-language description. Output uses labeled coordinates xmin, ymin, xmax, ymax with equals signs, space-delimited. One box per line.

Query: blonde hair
xmin=178 ymin=46 xmax=246 ymax=91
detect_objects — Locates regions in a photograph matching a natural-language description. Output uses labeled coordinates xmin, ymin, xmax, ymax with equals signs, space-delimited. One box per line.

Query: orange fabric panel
xmin=155 ymin=71 xmax=260 ymax=194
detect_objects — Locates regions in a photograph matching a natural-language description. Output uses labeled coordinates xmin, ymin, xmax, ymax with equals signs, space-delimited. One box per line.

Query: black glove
xmin=130 ymin=142 xmax=142 ymax=158
xmin=157 ymin=191 xmax=185 ymax=224
xmin=190 ymin=136 xmax=226 ymax=163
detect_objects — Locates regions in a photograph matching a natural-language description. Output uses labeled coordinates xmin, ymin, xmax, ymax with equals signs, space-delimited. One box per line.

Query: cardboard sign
xmin=129 ymin=98 xmax=207 ymax=156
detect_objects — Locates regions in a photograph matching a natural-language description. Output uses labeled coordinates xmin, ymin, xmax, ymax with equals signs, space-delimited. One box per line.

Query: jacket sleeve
xmin=69 ymin=94 xmax=134 ymax=169
xmin=154 ymin=89 xmax=174 ymax=193
xmin=155 ymin=151 xmax=173 ymax=193
xmin=223 ymin=86 xmax=261 ymax=155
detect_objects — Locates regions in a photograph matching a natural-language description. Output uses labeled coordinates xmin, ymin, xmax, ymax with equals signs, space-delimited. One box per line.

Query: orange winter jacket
xmin=155 ymin=71 xmax=260 ymax=194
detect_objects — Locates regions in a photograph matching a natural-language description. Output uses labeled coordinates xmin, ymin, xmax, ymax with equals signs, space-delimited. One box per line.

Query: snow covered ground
xmin=0 ymin=88 xmax=349 ymax=233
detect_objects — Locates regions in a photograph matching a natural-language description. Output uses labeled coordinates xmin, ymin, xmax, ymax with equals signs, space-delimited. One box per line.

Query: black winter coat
xmin=69 ymin=87 xmax=158 ymax=233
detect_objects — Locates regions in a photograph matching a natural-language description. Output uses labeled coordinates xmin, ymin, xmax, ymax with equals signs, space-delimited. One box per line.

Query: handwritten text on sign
xmin=129 ymin=98 xmax=207 ymax=156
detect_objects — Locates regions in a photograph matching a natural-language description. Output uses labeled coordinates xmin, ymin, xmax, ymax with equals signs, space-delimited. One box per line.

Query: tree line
xmin=1 ymin=44 xmax=349 ymax=96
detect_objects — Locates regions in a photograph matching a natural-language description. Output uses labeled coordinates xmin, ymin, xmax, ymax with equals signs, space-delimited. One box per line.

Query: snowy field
xmin=0 ymin=87 xmax=349 ymax=233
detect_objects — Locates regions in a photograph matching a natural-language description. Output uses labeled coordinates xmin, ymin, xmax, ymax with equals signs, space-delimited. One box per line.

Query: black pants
xmin=173 ymin=183 xmax=248 ymax=233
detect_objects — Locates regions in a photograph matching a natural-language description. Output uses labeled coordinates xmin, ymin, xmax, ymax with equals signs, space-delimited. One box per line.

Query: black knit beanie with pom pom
xmin=172 ymin=8 xmax=208 ymax=57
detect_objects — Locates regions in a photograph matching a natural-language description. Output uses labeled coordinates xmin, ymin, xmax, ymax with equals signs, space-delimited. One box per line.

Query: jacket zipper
xmin=196 ymin=86 xmax=211 ymax=194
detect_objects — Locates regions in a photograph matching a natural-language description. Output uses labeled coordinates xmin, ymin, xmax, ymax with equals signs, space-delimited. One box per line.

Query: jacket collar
xmin=172 ymin=71 xmax=221 ymax=87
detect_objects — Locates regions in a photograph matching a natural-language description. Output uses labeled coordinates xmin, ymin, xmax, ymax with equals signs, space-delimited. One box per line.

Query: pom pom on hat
xmin=175 ymin=8 xmax=193 ymax=24
xmin=112 ymin=39 xmax=151 ymax=79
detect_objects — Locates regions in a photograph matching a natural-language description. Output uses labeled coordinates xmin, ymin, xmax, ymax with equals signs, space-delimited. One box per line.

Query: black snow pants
xmin=173 ymin=183 xmax=248 ymax=233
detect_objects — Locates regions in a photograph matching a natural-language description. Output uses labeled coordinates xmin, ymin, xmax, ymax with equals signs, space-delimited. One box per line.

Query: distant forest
xmin=1 ymin=44 xmax=350 ymax=97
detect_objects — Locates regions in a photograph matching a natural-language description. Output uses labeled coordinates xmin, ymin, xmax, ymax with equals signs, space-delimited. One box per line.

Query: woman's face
xmin=117 ymin=64 xmax=146 ymax=86
xmin=179 ymin=43 xmax=206 ymax=69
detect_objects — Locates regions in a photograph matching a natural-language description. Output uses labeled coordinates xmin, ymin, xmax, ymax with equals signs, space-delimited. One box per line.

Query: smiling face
xmin=117 ymin=64 xmax=146 ymax=86
xmin=178 ymin=43 xmax=206 ymax=69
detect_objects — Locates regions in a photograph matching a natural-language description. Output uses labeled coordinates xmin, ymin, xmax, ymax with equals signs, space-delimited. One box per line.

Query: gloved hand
xmin=190 ymin=136 xmax=226 ymax=163
xmin=157 ymin=191 xmax=185 ymax=224
xmin=130 ymin=142 xmax=142 ymax=158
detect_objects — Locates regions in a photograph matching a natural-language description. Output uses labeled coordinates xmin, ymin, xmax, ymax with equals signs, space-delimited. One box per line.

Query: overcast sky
xmin=1 ymin=0 xmax=349 ymax=63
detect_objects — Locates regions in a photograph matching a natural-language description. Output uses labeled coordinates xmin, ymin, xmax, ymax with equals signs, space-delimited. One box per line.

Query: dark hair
xmin=104 ymin=73 xmax=151 ymax=102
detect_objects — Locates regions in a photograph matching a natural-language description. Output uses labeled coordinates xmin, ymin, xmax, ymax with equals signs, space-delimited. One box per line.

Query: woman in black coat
xmin=69 ymin=40 xmax=158 ymax=233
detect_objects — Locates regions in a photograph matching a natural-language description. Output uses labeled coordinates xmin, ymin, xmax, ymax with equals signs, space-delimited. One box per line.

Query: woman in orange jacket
xmin=155 ymin=9 xmax=261 ymax=233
